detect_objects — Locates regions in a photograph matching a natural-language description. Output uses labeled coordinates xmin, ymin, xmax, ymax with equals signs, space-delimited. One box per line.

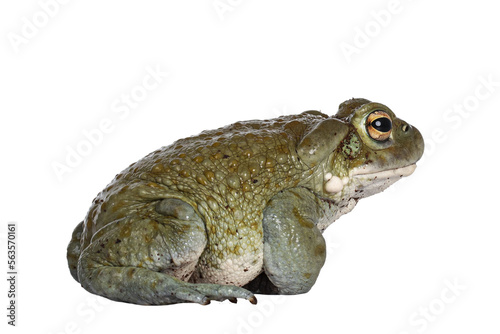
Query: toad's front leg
xmin=262 ymin=188 xmax=326 ymax=294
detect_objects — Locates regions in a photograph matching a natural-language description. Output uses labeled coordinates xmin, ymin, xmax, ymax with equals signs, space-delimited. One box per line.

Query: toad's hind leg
xmin=67 ymin=221 xmax=84 ymax=282
xmin=77 ymin=198 xmax=256 ymax=305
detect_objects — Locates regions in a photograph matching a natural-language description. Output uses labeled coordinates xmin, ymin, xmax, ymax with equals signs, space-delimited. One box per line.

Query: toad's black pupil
xmin=372 ymin=118 xmax=392 ymax=132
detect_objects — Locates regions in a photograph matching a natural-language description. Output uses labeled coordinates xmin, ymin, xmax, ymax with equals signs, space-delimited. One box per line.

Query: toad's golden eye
xmin=366 ymin=111 xmax=392 ymax=141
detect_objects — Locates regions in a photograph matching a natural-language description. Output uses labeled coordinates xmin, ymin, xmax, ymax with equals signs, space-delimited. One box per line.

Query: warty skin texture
xmin=67 ymin=98 xmax=424 ymax=305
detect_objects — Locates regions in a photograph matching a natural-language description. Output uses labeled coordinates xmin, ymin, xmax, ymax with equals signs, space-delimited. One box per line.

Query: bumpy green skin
xmin=67 ymin=98 xmax=424 ymax=305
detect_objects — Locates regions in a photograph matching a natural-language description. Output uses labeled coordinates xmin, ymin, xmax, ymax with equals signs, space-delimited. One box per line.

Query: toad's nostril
xmin=402 ymin=123 xmax=410 ymax=132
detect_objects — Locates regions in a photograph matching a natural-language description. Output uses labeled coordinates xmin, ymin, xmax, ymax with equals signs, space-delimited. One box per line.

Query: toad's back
xmin=79 ymin=111 xmax=326 ymax=286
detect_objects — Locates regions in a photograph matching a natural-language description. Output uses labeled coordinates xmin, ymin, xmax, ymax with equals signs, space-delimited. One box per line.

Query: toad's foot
xmin=174 ymin=282 xmax=257 ymax=305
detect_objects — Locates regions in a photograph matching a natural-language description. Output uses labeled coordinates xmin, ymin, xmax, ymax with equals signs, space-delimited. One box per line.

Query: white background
xmin=1 ymin=1 xmax=499 ymax=333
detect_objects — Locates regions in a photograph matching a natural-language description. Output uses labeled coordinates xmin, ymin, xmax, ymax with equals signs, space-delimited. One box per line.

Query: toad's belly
xmin=190 ymin=247 xmax=264 ymax=286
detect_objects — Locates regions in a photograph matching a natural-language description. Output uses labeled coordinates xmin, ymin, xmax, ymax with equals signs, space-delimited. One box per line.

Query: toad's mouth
xmin=351 ymin=164 xmax=417 ymax=179
xmin=322 ymin=164 xmax=417 ymax=195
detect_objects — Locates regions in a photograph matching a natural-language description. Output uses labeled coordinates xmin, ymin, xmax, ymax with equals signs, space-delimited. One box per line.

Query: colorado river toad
xmin=67 ymin=98 xmax=424 ymax=305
